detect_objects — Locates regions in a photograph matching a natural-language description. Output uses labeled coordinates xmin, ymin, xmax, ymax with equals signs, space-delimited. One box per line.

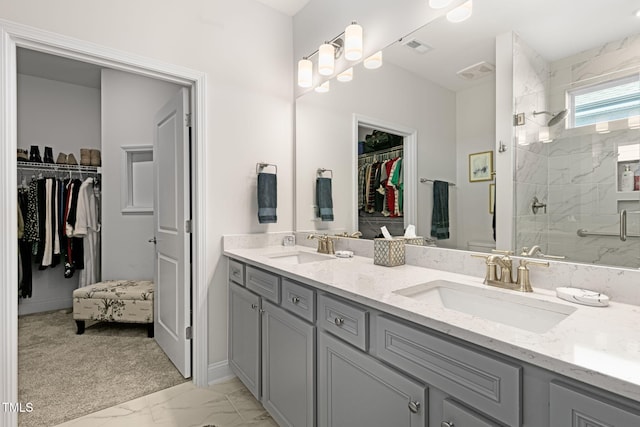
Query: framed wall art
xmin=469 ymin=150 xmax=493 ymax=182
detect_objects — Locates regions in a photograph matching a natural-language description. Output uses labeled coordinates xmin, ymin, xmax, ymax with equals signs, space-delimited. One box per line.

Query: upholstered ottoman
xmin=73 ymin=280 xmax=154 ymax=337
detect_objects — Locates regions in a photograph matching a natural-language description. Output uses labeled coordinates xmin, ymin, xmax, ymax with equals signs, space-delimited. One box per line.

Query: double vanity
xmin=225 ymin=241 xmax=640 ymax=426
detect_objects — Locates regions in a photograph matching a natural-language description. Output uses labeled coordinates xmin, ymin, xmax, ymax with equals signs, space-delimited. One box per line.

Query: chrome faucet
xmin=472 ymin=249 xmax=549 ymax=292
xmin=307 ymin=234 xmax=335 ymax=254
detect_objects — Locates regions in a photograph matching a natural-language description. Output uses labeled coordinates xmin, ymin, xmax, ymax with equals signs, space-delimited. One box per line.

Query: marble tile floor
xmin=54 ymin=377 xmax=278 ymax=427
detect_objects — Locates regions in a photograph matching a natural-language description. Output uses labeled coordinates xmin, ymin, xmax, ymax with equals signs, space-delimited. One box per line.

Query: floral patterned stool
xmin=73 ymin=280 xmax=155 ymax=338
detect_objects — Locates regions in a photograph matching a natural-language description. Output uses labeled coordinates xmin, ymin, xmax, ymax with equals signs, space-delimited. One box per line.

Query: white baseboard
xmin=207 ymin=360 xmax=234 ymax=386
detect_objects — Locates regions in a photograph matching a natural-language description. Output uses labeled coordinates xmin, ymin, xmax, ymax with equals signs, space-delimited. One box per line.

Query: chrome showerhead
xmin=533 ymin=109 xmax=569 ymax=127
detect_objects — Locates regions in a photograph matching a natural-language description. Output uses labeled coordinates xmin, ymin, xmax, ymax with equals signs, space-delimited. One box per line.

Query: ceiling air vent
xmin=401 ymin=38 xmax=432 ymax=54
xmin=457 ymin=61 xmax=495 ymax=80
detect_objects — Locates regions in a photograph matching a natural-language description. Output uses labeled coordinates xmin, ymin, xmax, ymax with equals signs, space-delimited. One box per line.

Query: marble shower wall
xmin=513 ymin=34 xmax=551 ymax=253
xmin=514 ymin=32 xmax=640 ymax=268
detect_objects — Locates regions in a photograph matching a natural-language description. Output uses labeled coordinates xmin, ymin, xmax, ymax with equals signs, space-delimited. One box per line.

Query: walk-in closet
xmin=357 ymin=126 xmax=405 ymax=239
xmin=15 ymin=48 xmax=188 ymax=427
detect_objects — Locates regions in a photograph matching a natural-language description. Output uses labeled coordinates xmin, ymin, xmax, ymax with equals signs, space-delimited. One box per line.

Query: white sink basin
xmin=393 ymin=280 xmax=576 ymax=333
xmin=267 ymin=251 xmax=334 ymax=265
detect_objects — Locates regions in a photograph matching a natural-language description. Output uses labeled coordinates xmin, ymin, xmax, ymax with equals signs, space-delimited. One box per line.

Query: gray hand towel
xmin=316 ymin=177 xmax=334 ymax=221
xmin=430 ymin=180 xmax=450 ymax=240
xmin=257 ymin=173 xmax=277 ymax=224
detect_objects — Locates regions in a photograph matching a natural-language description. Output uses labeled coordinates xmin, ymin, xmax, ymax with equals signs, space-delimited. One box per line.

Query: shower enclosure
xmin=512 ymin=33 xmax=640 ymax=269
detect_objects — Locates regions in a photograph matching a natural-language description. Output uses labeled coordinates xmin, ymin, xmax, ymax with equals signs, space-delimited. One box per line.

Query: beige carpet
xmin=18 ymin=310 xmax=189 ymax=427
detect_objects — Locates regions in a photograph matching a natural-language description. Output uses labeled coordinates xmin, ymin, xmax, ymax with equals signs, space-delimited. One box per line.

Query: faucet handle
xmin=515 ymin=259 xmax=549 ymax=292
xmin=471 ymin=254 xmax=499 ymax=283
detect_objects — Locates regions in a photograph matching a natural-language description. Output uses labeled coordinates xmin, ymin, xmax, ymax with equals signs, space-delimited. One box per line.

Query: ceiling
xmin=384 ymin=0 xmax=640 ymax=92
xmin=17 ymin=48 xmax=102 ymax=89
xmin=255 ymin=0 xmax=310 ymax=16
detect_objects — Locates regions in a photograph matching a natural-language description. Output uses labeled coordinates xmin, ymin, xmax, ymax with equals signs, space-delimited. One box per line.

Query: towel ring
xmin=256 ymin=162 xmax=277 ymax=175
xmin=317 ymin=168 xmax=333 ymax=179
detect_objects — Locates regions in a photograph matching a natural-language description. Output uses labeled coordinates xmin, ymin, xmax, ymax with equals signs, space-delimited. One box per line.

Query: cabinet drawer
xmin=228 ymin=259 xmax=245 ymax=285
xmin=246 ymin=266 xmax=280 ymax=303
xmin=318 ymin=294 xmax=368 ymax=351
xmin=442 ymin=398 xmax=500 ymax=427
xmin=375 ymin=316 xmax=521 ymax=426
xmin=281 ymin=278 xmax=316 ymax=323
xmin=550 ymin=382 xmax=640 ymax=426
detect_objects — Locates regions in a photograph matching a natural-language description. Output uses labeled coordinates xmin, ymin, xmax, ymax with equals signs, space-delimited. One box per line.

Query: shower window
xmin=567 ymin=74 xmax=640 ymax=128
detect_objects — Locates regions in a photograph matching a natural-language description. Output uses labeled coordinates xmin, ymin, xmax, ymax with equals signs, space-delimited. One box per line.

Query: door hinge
xmin=185 ymin=113 xmax=192 ymax=127
xmin=185 ymin=220 xmax=192 ymax=233
xmin=186 ymin=326 xmax=193 ymax=340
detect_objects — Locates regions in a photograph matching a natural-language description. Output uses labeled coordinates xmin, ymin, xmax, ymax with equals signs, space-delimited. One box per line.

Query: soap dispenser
xmin=621 ymin=165 xmax=634 ymax=192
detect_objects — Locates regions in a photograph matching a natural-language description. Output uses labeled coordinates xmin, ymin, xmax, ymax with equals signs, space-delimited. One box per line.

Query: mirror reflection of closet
xmin=357 ymin=126 xmax=404 ymax=239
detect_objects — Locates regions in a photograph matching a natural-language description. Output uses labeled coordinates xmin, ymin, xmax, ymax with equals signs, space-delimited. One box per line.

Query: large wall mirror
xmin=295 ymin=0 xmax=640 ymax=269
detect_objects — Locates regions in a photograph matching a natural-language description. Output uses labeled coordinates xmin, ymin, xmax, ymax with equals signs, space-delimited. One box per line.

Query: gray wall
xmin=100 ymin=69 xmax=182 ymax=281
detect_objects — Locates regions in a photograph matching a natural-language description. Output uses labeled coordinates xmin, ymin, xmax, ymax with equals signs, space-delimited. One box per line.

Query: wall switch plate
xmin=514 ymin=113 xmax=525 ymax=126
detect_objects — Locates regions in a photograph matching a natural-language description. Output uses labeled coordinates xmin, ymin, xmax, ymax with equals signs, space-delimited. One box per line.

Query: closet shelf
xmin=17 ymin=161 xmax=101 ymax=174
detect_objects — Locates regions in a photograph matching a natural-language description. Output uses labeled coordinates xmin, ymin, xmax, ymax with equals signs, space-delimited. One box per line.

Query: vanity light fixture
xmin=364 ymin=51 xmax=383 ymax=69
xmin=446 ymin=0 xmax=473 ymax=23
xmin=318 ymin=42 xmax=336 ymax=76
xmin=337 ymin=67 xmax=354 ymax=82
xmin=315 ymin=81 xmax=330 ymax=93
xmin=297 ymin=22 xmax=362 ymax=87
xmin=297 ymin=58 xmax=313 ymax=88
xmin=344 ymin=22 xmax=363 ymax=61
xmin=595 ymin=121 xmax=610 ymax=134
xmin=539 ymin=126 xmax=553 ymax=143
xmin=429 ymin=0 xmax=454 ymax=9
xmin=628 ymin=115 xmax=640 ymax=129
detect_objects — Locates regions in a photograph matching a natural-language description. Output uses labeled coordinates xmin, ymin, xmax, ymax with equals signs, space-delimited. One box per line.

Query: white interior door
xmin=153 ymin=87 xmax=191 ymax=378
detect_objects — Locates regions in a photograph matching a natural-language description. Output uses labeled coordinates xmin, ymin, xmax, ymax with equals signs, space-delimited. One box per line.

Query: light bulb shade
xmin=595 ymin=121 xmax=610 ymax=134
xmin=429 ymin=0 xmax=453 ymax=9
xmin=628 ymin=115 xmax=640 ymax=129
xmin=538 ymin=126 xmax=552 ymax=143
xmin=337 ymin=67 xmax=354 ymax=82
xmin=298 ymin=58 xmax=313 ymax=88
xmin=318 ymin=43 xmax=335 ymax=76
xmin=314 ymin=81 xmax=330 ymax=93
xmin=345 ymin=23 xmax=363 ymax=61
xmin=364 ymin=51 xmax=383 ymax=69
xmin=446 ymin=0 xmax=473 ymax=23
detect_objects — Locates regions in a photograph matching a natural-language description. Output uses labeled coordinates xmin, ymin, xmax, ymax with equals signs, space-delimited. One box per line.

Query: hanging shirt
xmin=74 ymin=178 xmax=101 ymax=287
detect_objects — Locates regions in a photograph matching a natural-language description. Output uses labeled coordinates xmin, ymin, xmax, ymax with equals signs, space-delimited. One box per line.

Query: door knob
xmin=148 ymin=237 xmax=157 ymax=244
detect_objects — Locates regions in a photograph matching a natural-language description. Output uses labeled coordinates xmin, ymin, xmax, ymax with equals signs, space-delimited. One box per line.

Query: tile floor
xmin=54 ymin=377 xmax=278 ymax=427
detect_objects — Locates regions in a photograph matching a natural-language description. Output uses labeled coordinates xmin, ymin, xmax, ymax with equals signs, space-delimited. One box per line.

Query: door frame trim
xmin=0 ymin=19 xmax=209 ymax=424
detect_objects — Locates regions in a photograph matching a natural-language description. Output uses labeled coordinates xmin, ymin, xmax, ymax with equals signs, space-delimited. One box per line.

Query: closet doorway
xmin=1 ymin=21 xmax=209 ymax=427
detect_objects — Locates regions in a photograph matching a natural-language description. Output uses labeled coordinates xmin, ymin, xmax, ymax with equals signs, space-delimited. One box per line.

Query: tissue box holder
xmin=374 ymin=238 xmax=405 ymax=267
xmin=401 ymin=236 xmax=425 ymax=246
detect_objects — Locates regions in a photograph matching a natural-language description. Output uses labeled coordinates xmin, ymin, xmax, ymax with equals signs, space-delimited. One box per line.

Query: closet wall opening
xmin=15 ymin=47 xmax=190 ymax=426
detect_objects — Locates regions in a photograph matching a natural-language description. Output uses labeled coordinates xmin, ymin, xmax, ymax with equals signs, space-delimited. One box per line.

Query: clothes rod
xmin=17 ymin=161 xmax=100 ymax=173
xmin=419 ymin=178 xmax=455 ymax=186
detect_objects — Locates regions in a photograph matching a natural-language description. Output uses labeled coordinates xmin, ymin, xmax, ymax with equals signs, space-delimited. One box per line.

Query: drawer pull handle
xmin=441 ymin=422 xmax=454 ymax=427
xmin=259 ymin=309 xmax=265 ymax=314
xmin=251 ymin=303 xmax=258 ymax=310
xmin=408 ymin=401 xmax=421 ymax=414
xmin=291 ymin=296 xmax=300 ymax=304
xmin=334 ymin=317 xmax=344 ymax=326
xmin=232 ymin=270 xmax=240 ymax=277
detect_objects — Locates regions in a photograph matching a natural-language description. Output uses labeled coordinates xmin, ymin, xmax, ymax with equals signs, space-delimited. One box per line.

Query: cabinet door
xmin=550 ymin=381 xmax=640 ymax=426
xmin=442 ymin=398 xmax=500 ymax=427
xmin=262 ymin=300 xmax=316 ymax=427
xmin=318 ymin=331 xmax=426 ymax=427
xmin=228 ymin=281 xmax=261 ymax=399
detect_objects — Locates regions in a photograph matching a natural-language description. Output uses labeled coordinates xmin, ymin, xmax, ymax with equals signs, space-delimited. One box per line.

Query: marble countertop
xmin=224 ymin=245 xmax=640 ymax=403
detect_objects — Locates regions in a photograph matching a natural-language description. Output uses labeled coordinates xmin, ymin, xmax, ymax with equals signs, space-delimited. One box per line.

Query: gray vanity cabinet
xmin=228 ymin=281 xmax=261 ymax=400
xmin=318 ymin=331 xmax=426 ymax=427
xmin=261 ymin=300 xmax=315 ymax=427
xmin=549 ymin=381 xmax=640 ymax=426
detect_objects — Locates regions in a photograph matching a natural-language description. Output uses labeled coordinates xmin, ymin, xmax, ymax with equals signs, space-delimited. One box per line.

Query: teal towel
xmin=316 ymin=177 xmax=334 ymax=221
xmin=430 ymin=180 xmax=449 ymax=240
xmin=257 ymin=173 xmax=277 ymax=224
